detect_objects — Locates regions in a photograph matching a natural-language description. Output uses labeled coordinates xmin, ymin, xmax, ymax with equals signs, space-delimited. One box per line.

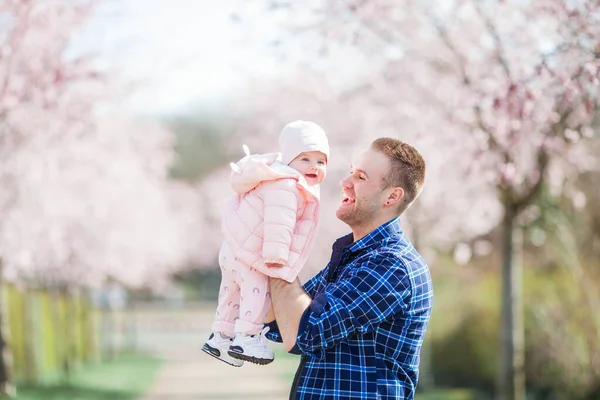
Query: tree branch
xmin=513 ymin=147 xmax=549 ymax=212
xmin=473 ymin=1 xmax=512 ymax=81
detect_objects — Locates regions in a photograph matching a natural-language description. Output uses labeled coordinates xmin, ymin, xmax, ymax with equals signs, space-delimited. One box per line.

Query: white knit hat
xmin=279 ymin=120 xmax=330 ymax=165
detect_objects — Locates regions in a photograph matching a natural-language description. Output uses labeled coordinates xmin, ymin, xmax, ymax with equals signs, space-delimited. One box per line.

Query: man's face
xmin=336 ymin=148 xmax=390 ymax=226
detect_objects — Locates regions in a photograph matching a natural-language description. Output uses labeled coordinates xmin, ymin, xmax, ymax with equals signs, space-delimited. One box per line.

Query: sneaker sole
xmin=227 ymin=349 xmax=274 ymax=365
xmin=202 ymin=343 xmax=243 ymax=367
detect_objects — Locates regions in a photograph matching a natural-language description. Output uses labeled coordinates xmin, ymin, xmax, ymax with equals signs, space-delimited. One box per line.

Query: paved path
xmin=132 ymin=304 xmax=298 ymax=400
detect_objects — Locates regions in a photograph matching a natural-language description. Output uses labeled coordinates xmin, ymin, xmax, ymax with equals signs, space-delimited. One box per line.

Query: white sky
xmin=72 ymin=0 xmax=374 ymax=117
xmin=73 ymin=0 xmax=286 ymax=116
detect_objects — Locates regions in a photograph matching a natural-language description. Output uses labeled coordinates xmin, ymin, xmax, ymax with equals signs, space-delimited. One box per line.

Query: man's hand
xmin=265 ymin=303 xmax=275 ymax=323
xmin=269 ymin=277 xmax=312 ymax=351
xmin=265 ymin=262 xmax=285 ymax=268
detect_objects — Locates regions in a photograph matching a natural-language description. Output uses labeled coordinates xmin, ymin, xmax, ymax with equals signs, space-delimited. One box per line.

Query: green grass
xmin=417 ymin=389 xmax=480 ymax=400
xmin=5 ymin=353 xmax=162 ymax=400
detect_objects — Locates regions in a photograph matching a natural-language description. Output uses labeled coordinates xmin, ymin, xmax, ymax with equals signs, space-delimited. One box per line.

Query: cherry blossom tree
xmin=0 ymin=118 xmax=189 ymax=288
xmin=230 ymin=1 xmax=600 ymax=399
xmin=0 ymin=0 xmax=101 ymax=392
xmin=0 ymin=0 xmax=193 ymax=289
xmin=0 ymin=0 xmax=204 ymax=392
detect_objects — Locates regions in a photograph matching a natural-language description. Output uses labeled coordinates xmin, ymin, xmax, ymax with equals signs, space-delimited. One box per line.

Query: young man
xmin=265 ymin=137 xmax=434 ymax=400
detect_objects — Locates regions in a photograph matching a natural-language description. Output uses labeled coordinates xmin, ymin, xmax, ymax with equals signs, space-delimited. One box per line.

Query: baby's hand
xmin=265 ymin=262 xmax=285 ymax=268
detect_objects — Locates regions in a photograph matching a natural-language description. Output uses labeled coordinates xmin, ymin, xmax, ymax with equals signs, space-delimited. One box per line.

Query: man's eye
xmin=318 ymin=161 xmax=325 ymax=166
xmin=302 ymin=158 xmax=310 ymax=162
xmin=352 ymin=172 xmax=365 ymax=180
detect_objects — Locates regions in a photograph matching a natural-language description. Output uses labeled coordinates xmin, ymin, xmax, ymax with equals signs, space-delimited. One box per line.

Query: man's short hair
xmin=371 ymin=137 xmax=426 ymax=215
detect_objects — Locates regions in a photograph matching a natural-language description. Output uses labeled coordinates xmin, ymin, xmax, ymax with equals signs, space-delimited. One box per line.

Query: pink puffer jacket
xmin=221 ymin=151 xmax=320 ymax=283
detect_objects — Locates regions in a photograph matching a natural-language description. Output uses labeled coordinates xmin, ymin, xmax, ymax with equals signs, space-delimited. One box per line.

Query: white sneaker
xmin=228 ymin=326 xmax=275 ymax=365
xmin=202 ymin=332 xmax=244 ymax=367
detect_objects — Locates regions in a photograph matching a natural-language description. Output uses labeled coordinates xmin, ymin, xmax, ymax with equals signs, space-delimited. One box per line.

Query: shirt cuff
xmin=266 ymin=318 xmax=304 ymax=355
xmin=291 ymin=293 xmax=328 ymax=355
xmin=288 ymin=308 xmax=311 ymax=355
xmin=265 ymin=320 xmax=283 ymax=343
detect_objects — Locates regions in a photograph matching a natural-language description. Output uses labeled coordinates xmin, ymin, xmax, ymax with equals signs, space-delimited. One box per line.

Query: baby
xmin=202 ymin=120 xmax=329 ymax=366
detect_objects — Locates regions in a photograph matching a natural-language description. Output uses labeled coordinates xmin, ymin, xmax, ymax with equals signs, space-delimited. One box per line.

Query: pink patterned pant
xmin=211 ymin=244 xmax=271 ymax=336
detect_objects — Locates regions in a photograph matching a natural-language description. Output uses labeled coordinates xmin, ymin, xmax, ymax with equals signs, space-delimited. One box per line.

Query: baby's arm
xmin=262 ymin=179 xmax=298 ymax=267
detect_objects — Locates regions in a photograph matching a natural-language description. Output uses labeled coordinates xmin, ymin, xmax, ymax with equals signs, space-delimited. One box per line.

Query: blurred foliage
xmin=4 ymin=353 xmax=161 ymax=400
xmin=416 ymin=390 xmax=483 ymax=400
xmin=171 ymin=268 xmax=221 ymax=301
xmin=424 ymin=175 xmax=600 ymax=399
xmin=428 ymin=252 xmax=600 ymax=400
xmin=6 ymin=285 xmax=96 ymax=385
xmin=163 ymin=114 xmax=233 ymax=181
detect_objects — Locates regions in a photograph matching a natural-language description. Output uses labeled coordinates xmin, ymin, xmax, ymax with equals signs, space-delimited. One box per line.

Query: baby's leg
xmin=235 ymin=266 xmax=270 ymax=335
xmin=212 ymin=245 xmax=240 ymax=337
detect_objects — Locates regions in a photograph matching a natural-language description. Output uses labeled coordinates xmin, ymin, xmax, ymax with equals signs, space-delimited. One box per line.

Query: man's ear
xmin=385 ymin=187 xmax=404 ymax=207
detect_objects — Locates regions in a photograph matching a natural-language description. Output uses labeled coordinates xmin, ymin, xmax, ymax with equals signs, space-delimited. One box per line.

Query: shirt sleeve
xmin=301 ymin=267 xmax=327 ymax=299
xmin=294 ymin=252 xmax=411 ymax=359
xmin=265 ymin=318 xmax=304 ymax=354
xmin=265 ymin=320 xmax=283 ymax=343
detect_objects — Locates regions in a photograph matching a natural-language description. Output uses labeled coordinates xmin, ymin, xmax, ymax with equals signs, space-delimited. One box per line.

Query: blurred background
xmin=0 ymin=0 xmax=599 ymax=399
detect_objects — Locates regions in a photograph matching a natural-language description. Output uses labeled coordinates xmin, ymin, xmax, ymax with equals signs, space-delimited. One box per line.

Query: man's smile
xmin=341 ymin=192 xmax=355 ymax=205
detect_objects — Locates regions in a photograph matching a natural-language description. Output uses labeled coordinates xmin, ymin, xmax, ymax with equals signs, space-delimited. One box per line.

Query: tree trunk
xmin=63 ymin=293 xmax=74 ymax=380
xmin=0 ymin=279 xmax=15 ymax=396
xmin=22 ymin=291 xmax=37 ymax=384
xmin=497 ymin=210 xmax=525 ymax=400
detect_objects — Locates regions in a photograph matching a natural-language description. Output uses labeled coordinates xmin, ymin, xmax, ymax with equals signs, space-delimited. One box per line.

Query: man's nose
xmin=340 ymin=175 xmax=352 ymax=188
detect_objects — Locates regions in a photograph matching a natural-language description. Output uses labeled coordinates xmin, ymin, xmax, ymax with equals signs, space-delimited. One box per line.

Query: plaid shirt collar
xmin=334 ymin=217 xmax=403 ymax=255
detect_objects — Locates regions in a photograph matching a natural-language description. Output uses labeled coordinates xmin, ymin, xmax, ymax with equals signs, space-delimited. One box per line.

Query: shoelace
xmin=257 ymin=326 xmax=270 ymax=347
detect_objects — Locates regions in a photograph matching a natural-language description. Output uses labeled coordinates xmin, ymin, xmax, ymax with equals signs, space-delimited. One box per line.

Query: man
xmin=265 ymin=137 xmax=434 ymax=400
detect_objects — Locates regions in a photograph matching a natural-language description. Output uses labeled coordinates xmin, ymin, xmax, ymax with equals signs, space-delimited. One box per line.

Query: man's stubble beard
xmin=336 ymin=199 xmax=379 ymax=228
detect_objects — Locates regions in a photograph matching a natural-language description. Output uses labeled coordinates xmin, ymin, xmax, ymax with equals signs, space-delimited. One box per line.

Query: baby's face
xmin=288 ymin=151 xmax=327 ymax=186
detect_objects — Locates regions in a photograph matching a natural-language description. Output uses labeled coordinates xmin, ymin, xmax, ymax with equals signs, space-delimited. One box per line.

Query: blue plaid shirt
xmin=266 ymin=218 xmax=433 ymax=400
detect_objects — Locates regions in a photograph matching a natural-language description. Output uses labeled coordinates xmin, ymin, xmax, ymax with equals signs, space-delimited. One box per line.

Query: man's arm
xmin=265 ymin=303 xmax=275 ymax=323
xmin=269 ymin=278 xmax=312 ymax=351
xmin=264 ymin=265 xmax=328 ymax=346
xmin=291 ymin=254 xmax=416 ymax=358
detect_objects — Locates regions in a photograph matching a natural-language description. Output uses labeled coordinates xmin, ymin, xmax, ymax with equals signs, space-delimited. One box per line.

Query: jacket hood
xmin=229 ymin=146 xmax=320 ymax=200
